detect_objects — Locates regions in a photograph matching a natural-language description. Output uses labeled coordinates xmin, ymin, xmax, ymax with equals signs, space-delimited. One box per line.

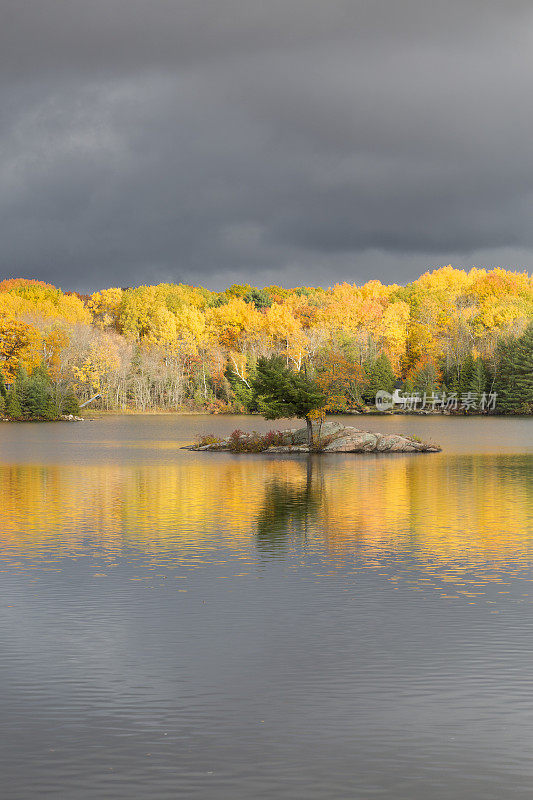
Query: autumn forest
xmin=1 ymin=266 xmax=532 ymax=418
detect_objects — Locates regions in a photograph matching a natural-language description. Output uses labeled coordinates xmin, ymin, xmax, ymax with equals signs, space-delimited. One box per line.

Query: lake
xmin=0 ymin=414 xmax=532 ymax=800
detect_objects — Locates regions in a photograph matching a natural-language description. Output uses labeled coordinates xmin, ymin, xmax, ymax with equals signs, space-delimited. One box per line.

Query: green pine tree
xmin=445 ymin=363 xmax=460 ymax=393
xmin=251 ymin=355 xmax=326 ymax=445
xmin=514 ymin=322 xmax=533 ymax=412
xmin=246 ymin=288 xmax=272 ymax=309
xmin=494 ymin=338 xmax=521 ymax=413
xmin=363 ymin=354 xmax=396 ymax=404
xmin=61 ymin=392 xmax=81 ymax=416
xmin=19 ymin=368 xmax=56 ymax=420
xmin=5 ymin=388 xmax=22 ymax=419
xmin=469 ymin=357 xmax=487 ymax=397
xmin=413 ymin=362 xmax=439 ymax=394
xmin=458 ymin=355 xmax=475 ymax=395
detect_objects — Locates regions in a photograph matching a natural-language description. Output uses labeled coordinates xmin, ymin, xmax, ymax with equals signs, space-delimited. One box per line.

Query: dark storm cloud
xmin=1 ymin=0 xmax=533 ymax=292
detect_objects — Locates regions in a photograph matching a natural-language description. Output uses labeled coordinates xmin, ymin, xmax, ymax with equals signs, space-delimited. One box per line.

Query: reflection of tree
xmin=1 ymin=455 xmax=532 ymax=572
xmin=255 ymin=457 xmax=325 ymax=556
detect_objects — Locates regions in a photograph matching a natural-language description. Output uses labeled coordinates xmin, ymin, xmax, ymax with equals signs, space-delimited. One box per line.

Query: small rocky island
xmin=188 ymin=421 xmax=441 ymax=454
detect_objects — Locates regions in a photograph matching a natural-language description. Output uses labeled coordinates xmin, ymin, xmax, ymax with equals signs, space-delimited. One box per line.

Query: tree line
xmin=0 ymin=266 xmax=532 ymax=420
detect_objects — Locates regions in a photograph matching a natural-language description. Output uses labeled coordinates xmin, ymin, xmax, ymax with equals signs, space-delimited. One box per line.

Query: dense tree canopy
xmin=1 ymin=267 xmax=532 ymax=418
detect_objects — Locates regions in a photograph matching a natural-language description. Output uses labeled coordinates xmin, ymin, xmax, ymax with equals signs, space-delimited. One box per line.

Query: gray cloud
xmin=1 ymin=0 xmax=533 ymax=292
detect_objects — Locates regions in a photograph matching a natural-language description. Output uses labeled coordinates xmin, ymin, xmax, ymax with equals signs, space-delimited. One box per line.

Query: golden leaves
xmin=0 ymin=317 xmax=41 ymax=380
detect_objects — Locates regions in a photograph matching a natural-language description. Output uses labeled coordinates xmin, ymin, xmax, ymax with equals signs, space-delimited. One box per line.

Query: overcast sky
xmin=1 ymin=0 xmax=533 ymax=293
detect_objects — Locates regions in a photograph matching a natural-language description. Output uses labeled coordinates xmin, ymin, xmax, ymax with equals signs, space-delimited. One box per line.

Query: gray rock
xmin=323 ymin=432 xmax=378 ymax=452
xmin=289 ymin=419 xmax=349 ymax=444
xmin=376 ymin=434 xmax=406 ymax=452
xmin=289 ymin=428 xmax=310 ymax=444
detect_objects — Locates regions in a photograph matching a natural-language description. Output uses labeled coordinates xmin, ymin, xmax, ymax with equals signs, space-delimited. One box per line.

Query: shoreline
xmin=2 ymin=409 xmax=531 ymax=423
xmin=81 ymin=408 xmax=533 ymax=418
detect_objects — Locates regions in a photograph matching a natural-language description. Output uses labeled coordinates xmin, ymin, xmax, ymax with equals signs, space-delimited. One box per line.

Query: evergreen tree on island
xmin=251 ymin=356 xmax=326 ymax=446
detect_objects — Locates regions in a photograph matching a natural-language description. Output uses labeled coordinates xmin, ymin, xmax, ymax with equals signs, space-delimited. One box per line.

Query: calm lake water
xmin=0 ymin=414 xmax=532 ymax=800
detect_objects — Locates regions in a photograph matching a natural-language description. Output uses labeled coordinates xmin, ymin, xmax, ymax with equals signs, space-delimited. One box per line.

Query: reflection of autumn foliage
xmin=0 ymin=455 xmax=531 ymax=578
xmin=256 ymin=459 xmax=324 ymax=552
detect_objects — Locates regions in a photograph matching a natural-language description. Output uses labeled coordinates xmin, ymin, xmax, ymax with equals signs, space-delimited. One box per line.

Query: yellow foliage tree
xmin=0 ymin=317 xmax=41 ymax=380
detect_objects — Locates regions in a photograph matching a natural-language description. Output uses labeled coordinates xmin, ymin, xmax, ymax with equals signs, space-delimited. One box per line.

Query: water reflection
xmin=1 ymin=454 xmax=531 ymax=579
xmin=256 ymin=458 xmax=325 ymax=554
xmin=1 ymin=420 xmax=533 ymax=800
